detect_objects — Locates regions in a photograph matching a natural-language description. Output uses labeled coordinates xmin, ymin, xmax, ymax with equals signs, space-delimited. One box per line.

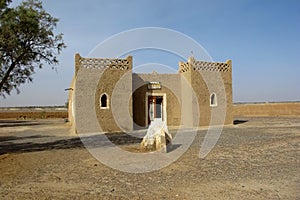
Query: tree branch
xmin=0 ymin=61 xmax=17 ymax=92
xmin=0 ymin=54 xmax=25 ymax=92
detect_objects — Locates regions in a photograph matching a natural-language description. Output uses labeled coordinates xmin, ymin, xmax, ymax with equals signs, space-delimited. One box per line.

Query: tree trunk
xmin=0 ymin=62 xmax=17 ymax=92
xmin=0 ymin=54 xmax=25 ymax=93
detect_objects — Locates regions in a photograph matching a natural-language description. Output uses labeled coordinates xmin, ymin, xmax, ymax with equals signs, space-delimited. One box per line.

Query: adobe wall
xmin=73 ymin=54 xmax=132 ymax=134
xmin=95 ymin=67 xmax=133 ymax=132
xmin=68 ymin=76 xmax=76 ymax=133
xmin=179 ymin=58 xmax=233 ymax=126
xmin=0 ymin=107 xmax=67 ymax=119
xmin=132 ymin=73 xmax=181 ymax=129
xmin=233 ymin=102 xmax=300 ymax=117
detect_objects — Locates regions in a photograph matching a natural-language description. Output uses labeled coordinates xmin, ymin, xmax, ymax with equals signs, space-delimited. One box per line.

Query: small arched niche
xmin=100 ymin=93 xmax=109 ymax=109
xmin=210 ymin=93 xmax=217 ymax=107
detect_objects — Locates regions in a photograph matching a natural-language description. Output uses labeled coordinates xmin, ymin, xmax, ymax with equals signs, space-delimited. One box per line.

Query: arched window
xmin=210 ymin=93 xmax=217 ymax=107
xmin=100 ymin=93 xmax=109 ymax=109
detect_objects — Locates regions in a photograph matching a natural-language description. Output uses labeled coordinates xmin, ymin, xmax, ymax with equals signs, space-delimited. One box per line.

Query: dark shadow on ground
xmin=0 ymin=120 xmax=33 ymax=124
xmin=105 ymin=132 xmax=144 ymax=145
xmin=0 ymin=135 xmax=50 ymax=142
xmin=233 ymin=119 xmax=248 ymax=125
xmin=0 ymin=120 xmax=48 ymax=128
xmin=167 ymin=144 xmax=181 ymax=152
xmin=0 ymin=132 xmax=146 ymax=155
xmin=0 ymin=137 xmax=84 ymax=155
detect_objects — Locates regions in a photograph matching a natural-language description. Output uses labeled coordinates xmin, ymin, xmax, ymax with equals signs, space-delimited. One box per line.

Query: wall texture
xmin=0 ymin=107 xmax=67 ymax=119
xmin=179 ymin=58 xmax=233 ymax=126
xmin=72 ymin=54 xmax=132 ymax=134
xmin=95 ymin=66 xmax=132 ymax=132
xmin=132 ymin=73 xmax=181 ymax=128
xmin=233 ymin=102 xmax=300 ymax=117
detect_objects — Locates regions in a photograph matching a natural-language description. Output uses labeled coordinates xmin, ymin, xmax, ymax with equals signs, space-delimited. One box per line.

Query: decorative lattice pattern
xmin=79 ymin=58 xmax=130 ymax=70
xmin=179 ymin=62 xmax=190 ymax=73
xmin=193 ymin=61 xmax=230 ymax=72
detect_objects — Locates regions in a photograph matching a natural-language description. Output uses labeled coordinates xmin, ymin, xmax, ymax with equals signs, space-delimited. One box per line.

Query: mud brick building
xmin=69 ymin=54 xmax=232 ymax=133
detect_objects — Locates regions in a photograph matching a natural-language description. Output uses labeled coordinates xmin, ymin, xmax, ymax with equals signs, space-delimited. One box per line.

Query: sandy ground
xmin=0 ymin=117 xmax=299 ymax=199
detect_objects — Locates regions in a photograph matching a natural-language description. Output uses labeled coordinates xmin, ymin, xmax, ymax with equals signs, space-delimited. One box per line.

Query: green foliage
xmin=0 ymin=0 xmax=66 ymax=96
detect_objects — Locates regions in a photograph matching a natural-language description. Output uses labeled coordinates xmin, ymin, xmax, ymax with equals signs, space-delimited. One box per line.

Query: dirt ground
xmin=0 ymin=117 xmax=299 ymax=199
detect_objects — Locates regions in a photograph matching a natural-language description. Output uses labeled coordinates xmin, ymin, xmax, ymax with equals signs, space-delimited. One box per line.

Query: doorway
xmin=146 ymin=93 xmax=167 ymax=126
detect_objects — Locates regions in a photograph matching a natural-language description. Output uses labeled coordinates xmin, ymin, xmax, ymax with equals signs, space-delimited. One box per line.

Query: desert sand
xmin=0 ymin=117 xmax=299 ymax=199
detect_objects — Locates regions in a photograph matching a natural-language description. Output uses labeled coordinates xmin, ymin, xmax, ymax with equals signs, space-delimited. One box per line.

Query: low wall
xmin=1 ymin=102 xmax=299 ymax=119
xmin=233 ymin=102 xmax=300 ymax=117
xmin=0 ymin=107 xmax=68 ymax=119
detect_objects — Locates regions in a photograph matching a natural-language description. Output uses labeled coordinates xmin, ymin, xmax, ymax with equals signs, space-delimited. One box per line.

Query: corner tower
xmin=179 ymin=57 xmax=233 ymax=126
xmin=70 ymin=54 xmax=133 ymax=134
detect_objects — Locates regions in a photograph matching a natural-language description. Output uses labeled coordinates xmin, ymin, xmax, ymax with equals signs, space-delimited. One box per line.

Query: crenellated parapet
xmin=178 ymin=61 xmax=190 ymax=73
xmin=179 ymin=57 xmax=231 ymax=73
xmin=75 ymin=53 xmax=132 ymax=76
xmin=192 ymin=60 xmax=231 ymax=72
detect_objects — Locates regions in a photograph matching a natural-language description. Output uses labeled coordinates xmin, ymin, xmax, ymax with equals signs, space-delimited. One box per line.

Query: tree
xmin=0 ymin=0 xmax=65 ymax=97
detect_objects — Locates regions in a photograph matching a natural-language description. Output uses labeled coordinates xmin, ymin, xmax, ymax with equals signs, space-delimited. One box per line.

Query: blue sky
xmin=1 ymin=0 xmax=300 ymax=106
